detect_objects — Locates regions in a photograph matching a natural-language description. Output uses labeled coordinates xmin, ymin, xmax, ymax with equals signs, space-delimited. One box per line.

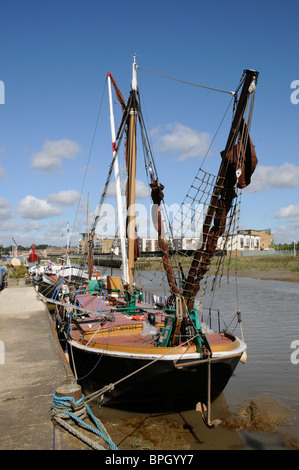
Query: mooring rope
xmin=52 ymin=392 xmax=118 ymax=450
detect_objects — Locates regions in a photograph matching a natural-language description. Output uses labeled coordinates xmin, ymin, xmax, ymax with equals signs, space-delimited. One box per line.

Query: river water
xmin=211 ymin=276 xmax=299 ymax=449
xmin=92 ymin=271 xmax=299 ymax=450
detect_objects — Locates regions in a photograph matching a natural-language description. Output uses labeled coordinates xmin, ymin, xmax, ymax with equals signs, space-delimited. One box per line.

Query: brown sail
xmin=150 ymin=178 xmax=179 ymax=298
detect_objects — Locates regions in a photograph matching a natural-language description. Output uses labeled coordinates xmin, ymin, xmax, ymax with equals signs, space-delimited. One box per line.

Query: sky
xmin=0 ymin=0 xmax=299 ymax=249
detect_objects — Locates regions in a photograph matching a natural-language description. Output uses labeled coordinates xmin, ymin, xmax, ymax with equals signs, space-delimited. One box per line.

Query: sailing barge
xmin=64 ymin=288 xmax=247 ymax=408
xmin=42 ymin=59 xmax=258 ymax=410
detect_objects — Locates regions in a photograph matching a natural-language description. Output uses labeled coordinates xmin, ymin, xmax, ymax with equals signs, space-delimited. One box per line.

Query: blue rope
xmin=52 ymin=279 xmax=64 ymax=300
xmin=77 ymin=285 xmax=88 ymax=307
xmin=95 ymin=290 xmax=104 ymax=311
xmin=74 ymin=283 xmax=83 ymax=305
xmin=66 ymin=309 xmax=73 ymax=338
xmin=53 ymin=392 xmax=118 ymax=450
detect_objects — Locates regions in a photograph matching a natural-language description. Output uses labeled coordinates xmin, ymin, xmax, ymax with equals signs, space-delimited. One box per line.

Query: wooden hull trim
xmin=68 ymin=336 xmax=246 ymax=361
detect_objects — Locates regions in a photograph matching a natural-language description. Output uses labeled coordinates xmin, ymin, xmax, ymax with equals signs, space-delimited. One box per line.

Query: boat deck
xmin=69 ymin=294 xmax=235 ymax=352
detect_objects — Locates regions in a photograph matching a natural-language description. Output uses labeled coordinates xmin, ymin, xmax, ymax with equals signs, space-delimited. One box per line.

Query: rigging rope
xmin=69 ymin=76 xmax=108 ymax=248
xmin=90 ymin=87 xmax=134 ymax=235
xmin=138 ymin=65 xmax=236 ymax=96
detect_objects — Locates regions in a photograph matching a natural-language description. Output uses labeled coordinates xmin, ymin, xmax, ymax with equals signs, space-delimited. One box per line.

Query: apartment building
xmin=241 ymin=229 xmax=274 ymax=250
xmin=78 ymin=233 xmax=118 ymax=254
xmin=78 ymin=229 xmax=274 ymax=255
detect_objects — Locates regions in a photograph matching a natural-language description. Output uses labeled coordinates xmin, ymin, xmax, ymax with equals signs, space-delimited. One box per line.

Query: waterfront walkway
xmin=0 ymin=278 xmax=81 ymax=450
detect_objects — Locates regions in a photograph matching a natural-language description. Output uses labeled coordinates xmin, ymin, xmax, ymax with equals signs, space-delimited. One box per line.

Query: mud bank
xmin=220 ymin=396 xmax=299 ymax=450
xmin=237 ymin=270 xmax=299 ymax=283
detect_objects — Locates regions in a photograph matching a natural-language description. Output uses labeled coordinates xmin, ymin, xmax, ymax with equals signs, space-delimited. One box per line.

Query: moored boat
xmin=40 ymin=58 xmax=258 ymax=414
xmin=62 ymin=287 xmax=247 ymax=409
xmin=0 ymin=267 xmax=7 ymax=291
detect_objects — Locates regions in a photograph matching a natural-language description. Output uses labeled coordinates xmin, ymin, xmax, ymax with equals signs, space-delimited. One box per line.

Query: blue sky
xmin=0 ymin=0 xmax=298 ymax=249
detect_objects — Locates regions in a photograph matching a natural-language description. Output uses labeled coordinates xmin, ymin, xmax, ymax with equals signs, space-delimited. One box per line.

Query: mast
xmin=86 ymin=192 xmax=90 ymax=252
xmin=182 ymin=69 xmax=258 ymax=311
xmin=126 ymin=56 xmax=138 ymax=284
xmin=107 ymin=72 xmax=130 ymax=286
xmin=63 ymin=222 xmax=73 ymax=265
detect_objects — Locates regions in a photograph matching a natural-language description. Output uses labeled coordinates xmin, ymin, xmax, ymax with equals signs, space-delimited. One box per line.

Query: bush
xmin=9 ymin=265 xmax=29 ymax=279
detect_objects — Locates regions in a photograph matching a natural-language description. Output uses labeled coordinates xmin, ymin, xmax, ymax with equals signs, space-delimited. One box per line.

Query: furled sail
xmin=182 ymin=69 xmax=259 ymax=311
xmin=150 ymin=178 xmax=180 ymax=298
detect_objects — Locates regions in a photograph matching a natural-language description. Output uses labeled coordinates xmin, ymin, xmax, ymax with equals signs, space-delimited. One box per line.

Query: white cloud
xmin=152 ymin=123 xmax=211 ymax=161
xmin=273 ymin=204 xmax=299 ymax=243
xmin=106 ymin=180 xmax=150 ymax=199
xmin=47 ymin=190 xmax=82 ymax=206
xmin=0 ymin=165 xmax=7 ymax=178
xmin=273 ymin=222 xmax=299 ymax=244
xmin=0 ymin=198 xmax=13 ymax=220
xmin=0 ymin=220 xmax=19 ymax=231
xmin=31 ymin=139 xmax=82 ymax=173
xmin=23 ymin=221 xmax=44 ymax=231
xmin=274 ymin=204 xmax=299 ymax=219
xmin=246 ymin=163 xmax=299 ymax=192
xmin=135 ymin=180 xmax=150 ymax=199
xmin=17 ymin=195 xmax=63 ymax=219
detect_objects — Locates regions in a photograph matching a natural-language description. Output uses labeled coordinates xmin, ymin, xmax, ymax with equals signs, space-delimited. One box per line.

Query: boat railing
xmin=142 ymin=289 xmax=167 ymax=308
xmin=200 ymin=306 xmax=241 ymax=336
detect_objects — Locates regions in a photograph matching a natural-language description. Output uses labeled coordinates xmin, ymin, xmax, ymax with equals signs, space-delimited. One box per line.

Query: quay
xmin=0 ymin=278 xmax=86 ymax=450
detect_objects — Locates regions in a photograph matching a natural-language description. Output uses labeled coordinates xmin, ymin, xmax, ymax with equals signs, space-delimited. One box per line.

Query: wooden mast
xmin=126 ymin=57 xmax=138 ymax=285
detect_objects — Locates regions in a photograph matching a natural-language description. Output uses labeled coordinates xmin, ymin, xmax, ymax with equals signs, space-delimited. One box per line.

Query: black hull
xmin=33 ymin=275 xmax=83 ymax=299
xmin=68 ymin=343 xmax=241 ymax=411
xmin=32 ymin=278 xmax=58 ymax=299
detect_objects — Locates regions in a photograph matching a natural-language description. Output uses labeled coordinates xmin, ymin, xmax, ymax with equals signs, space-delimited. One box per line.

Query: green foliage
xmin=273 ymin=241 xmax=299 ymax=251
xmin=221 ymin=255 xmax=299 ymax=273
xmin=9 ymin=265 xmax=29 ymax=279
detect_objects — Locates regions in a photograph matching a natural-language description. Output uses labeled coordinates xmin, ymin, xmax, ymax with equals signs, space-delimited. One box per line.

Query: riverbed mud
xmin=220 ymin=396 xmax=292 ymax=432
xmin=94 ymin=393 xmax=246 ymax=450
xmin=102 ymin=415 xmax=193 ymax=450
